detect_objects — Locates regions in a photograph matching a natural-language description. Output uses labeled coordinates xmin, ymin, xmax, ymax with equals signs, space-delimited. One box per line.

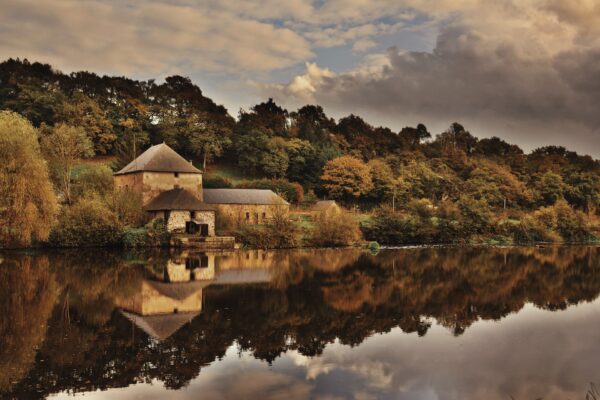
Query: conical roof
xmin=114 ymin=143 xmax=202 ymax=175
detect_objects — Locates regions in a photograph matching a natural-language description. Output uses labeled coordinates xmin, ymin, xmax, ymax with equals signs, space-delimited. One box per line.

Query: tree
xmin=55 ymin=92 xmax=115 ymax=154
xmin=188 ymin=113 xmax=232 ymax=169
xmin=534 ymin=171 xmax=565 ymax=206
xmin=465 ymin=159 xmax=532 ymax=209
xmin=42 ymin=124 xmax=94 ymax=204
xmin=367 ymin=159 xmax=396 ymax=202
xmin=0 ymin=111 xmax=58 ymax=247
xmin=235 ymin=130 xmax=289 ymax=178
xmin=321 ymin=156 xmax=373 ymax=202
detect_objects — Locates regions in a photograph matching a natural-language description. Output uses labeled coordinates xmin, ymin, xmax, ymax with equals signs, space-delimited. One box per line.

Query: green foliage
xmin=534 ymin=171 xmax=565 ymax=206
xmin=123 ymin=219 xmax=170 ymax=248
xmin=71 ymin=164 xmax=115 ymax=201
xmin=2 ymin=60 xmax=600 ymax=247
xmin=311 ymin=211 xmax=362 ymax=247
xmin=366 ymin=159 xmax=396 ymax=202
xmin=234 ymin=130 xmax=289 ymax=178
xmin=49 ymin=197 xmax=123 ymax=247
xmin=236 ymin=179 xmax=304 ymax=204
xmin=122 ymin=228 xmax=148 ymax=248
xmin=203 ymin=174 xmax=233 ymax=188
xmin=0 ymin=111 xmax=58 ymax=247
xmin=41 ymin=123 xmax=94 ymax=204
xmin=235 ymin=211 xmax=300 ymax=249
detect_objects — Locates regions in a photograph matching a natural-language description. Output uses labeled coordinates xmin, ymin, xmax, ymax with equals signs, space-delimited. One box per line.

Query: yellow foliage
xmin=0 ymin=111 xmax=58 ymax=247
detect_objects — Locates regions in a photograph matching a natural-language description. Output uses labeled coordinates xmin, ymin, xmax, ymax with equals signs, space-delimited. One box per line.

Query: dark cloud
xmin=263 ymin=3 xmax=600 ymax=157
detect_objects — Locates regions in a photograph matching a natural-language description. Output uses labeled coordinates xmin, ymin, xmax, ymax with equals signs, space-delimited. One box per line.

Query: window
xmin=174 ymin=184 xmax=180 ymax=189
xmin=246 ymin=212 xmax=250 ymax=221
xmin=262 ymin=212 xmax=266 ymax=220
xmin=174 ymin=172 xmax=179 ymax=178
xmin=190 ymin=211 xmax=196 ymax=219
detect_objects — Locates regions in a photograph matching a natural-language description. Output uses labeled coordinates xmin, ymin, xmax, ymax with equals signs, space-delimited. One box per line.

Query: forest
xmin=0 ymin=58 xmax=599 ymax=248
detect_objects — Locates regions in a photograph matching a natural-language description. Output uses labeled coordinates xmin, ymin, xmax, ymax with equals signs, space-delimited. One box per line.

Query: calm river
xmin=1 ymin=246 xmax=600 ymax=399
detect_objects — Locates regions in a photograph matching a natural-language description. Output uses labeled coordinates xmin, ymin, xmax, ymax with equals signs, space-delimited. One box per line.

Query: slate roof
xmin=203 ymin=189 xmax=289 ymax=205
xmin=114 ymin=143 xmax=202 ymax=175
xmin=144 ymin=188 xmax=215 ymax=211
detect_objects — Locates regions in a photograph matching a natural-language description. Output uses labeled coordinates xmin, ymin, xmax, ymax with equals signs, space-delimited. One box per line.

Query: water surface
xmin=1 ymin=246 xmax=600 ymax=399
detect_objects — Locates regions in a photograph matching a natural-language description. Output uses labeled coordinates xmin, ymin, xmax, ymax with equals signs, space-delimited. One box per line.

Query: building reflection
xmin=3 ymin=246 xmax=600 ymax=398
xmin=115 ymin=249 xmax=288 ymax=341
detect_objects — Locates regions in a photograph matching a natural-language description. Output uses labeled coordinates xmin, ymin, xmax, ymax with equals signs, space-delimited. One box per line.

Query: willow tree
xmin=0 ymin=111 xmax=58 ymax=247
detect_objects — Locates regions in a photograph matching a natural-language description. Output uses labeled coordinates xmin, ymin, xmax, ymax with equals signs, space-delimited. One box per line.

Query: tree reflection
xmin=1 ymin=246 xmax=600 ymax=398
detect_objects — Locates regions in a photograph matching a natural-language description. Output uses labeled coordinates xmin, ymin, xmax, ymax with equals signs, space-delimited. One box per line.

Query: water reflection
xmin=0 ymin=246 xmax=599 ymax=399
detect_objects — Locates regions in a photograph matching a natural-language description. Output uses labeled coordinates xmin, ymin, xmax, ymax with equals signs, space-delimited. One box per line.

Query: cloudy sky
xmin=2 ymin=0 xmax=600 ymax=156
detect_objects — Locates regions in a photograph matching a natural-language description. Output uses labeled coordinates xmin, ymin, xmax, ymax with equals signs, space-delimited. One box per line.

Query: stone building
xmin=114 ymin=143 xmax=288 ymax=245
xmin=203 ymin=188 xmax=290 ymax=225
xmin=114 ymin=142 xmax=203 ymax=205
xmin=114 ymin=143 xmax=215 ymax=236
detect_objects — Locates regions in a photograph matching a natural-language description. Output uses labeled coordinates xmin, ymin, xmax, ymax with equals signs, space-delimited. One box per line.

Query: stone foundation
xmin=170 ymin=235 xmax=235 ymax=250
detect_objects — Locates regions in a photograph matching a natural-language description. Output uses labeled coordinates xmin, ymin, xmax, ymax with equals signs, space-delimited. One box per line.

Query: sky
xmin=1 ymin=0 xmax=600 ymax=157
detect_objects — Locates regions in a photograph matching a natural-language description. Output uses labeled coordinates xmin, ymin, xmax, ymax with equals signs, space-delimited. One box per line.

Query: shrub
xmin=122 ymin=227 xmax=148 ymax=248
xmin=457 ymin=196 xmax=495 ymax=235
xmin=49 ymin=197 xmax=123 ymax=247
xmin=235 ymin=225 xmax=272 ymax=249
xmin=236 ymin=179 xmax=304 ymax=204
xmin=203 ymin=174 xmax=233 ymax=188
xmin=235 ymin=211 xmax=300 ymax=249
xmin=269 ymin=210 xmax=301 ymax=248
xmin=123 ymin=219 xmax=170 ymax=248
xmin=145 ymin=218 xmax=170 ymax=247
xmin=362 ymin=207 xmax=421 ymax=244
xmin=554 ymin=200 xmax=592 ymax=242
xmin=106 ymin=188 xmax=146 ymax=227
xmin=71 ymin=164 xmax=114 ymax=201
xmin=311 ymin=211 xmax=362 ymax=247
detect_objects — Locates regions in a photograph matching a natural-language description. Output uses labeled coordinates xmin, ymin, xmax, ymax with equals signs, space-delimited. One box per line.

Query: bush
xmin=49 ymin=197 xmax=123 ymax=247
xmin=106 ymin=188 xmax=146 ymax=227
xmin=203 ymin=174 xmax=233 ymax=188
xmin=554 ymin=200 xmax=593 ymax=242
xmin=145 ymin=218 xmax=170 ymax=247
xmin=362 ymin=207 xmax=423 ymax=244
xmin=236 ymin=179 xmax=304 ymax=204
xmin=122 ymin=227 xmax=148 ymax=248
xmin=235 ymin=211 xmax=300 ymax=249
xmin=71 ymin=164 xmax=114 ymax=201
xmin=123 ymin=219 xmax=170 ymax=248
xmin=311 ymin=211 xmax=362 ymax=247
xmin=505 ymin=200 xmax=593 ymax=243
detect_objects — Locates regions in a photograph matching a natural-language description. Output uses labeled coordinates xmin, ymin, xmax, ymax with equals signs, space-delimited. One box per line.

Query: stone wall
xmin=193 ymin=211 xmax=216 ymax=236
xmin=159 ymin=210 xmax=216 ymax=235
xmin=216 ymin=204 xmax=289 ymax=226
xmin=115 ymin=171 xmax=203 ymax=206
xmin=166 ymin=210 xmax=191 ymax=233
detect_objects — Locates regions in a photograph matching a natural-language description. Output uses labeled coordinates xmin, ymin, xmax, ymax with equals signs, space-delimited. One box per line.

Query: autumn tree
xmin=367 ymin=159 xmax=396 ymax=203
xmin=534 ymin=171 xmax=565 ymax=206
xmin=42 ymin=123 xmax=94 ymax=204
xmin=0 ymin=111 xmax=58 ymax=247
xmin=55 ymin=92 xmax=115 ymax=154
xmin=321 ymin=155 xmax=373 ymax=202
